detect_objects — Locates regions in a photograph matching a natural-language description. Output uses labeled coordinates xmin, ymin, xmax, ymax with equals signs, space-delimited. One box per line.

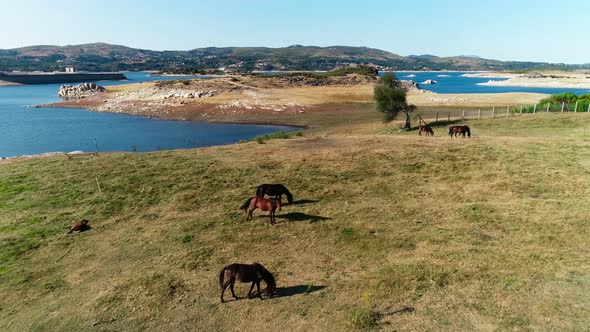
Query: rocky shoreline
xmin=40 ymin=74 xmax=381 ymax=124
xmin=58 ymin=82 xmax=105 ymax=98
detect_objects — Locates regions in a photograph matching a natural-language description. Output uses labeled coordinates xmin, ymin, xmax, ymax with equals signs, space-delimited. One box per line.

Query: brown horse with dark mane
xmin=256 ymin=183 xmax=293 ymax=204
xmin=219 ymin=263 xmax=276 ymax=302
xmin=418 ymin=125 xmax=434 ymax=136
xmin=241 ymin=196 xmax=282 ymax=225
xmin=67 ymin=219 xmax=89 ymax=234
xmin=448 ymin=125 xmax=471 ymax=138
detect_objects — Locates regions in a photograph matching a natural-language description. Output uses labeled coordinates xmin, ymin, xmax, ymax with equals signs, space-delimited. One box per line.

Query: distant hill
xmin=0 ymin=42 xmax=587 ymax=72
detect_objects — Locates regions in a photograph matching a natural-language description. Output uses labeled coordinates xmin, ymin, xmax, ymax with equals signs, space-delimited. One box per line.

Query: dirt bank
xmin=40 ymin=73 xmax=549 ymax=126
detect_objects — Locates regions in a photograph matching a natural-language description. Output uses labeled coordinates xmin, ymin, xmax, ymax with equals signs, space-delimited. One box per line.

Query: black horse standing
xmin=219 ymin=263 xmax=276 ymax=302
xmin=448 ymin=125 xmax=471 ymax=138
xmin=256 ymin=184 xmax=293 ymax=204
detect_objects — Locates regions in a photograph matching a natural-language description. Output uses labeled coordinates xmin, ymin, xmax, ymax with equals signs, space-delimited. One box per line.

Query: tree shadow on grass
xmin=274 ymin=285 xmax=326 ymax=298
xmin=277 ymin=212 xmax=330 ymax=223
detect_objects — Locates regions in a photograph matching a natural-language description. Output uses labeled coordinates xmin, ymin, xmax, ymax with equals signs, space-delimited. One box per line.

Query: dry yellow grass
xmin=1 ymin=113 xmax=589 ymax=331
xmin=407 ymin=91 xmax=548 ymax=107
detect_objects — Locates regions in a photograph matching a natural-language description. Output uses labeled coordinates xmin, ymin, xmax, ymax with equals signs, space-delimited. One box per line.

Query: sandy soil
xmin=408 ymin=91 xmax=548 ymax=107
xmin=0 ymin=80 xmax=22 ymax=86
xmin=463 ymin=71 xmax=590 ymax=89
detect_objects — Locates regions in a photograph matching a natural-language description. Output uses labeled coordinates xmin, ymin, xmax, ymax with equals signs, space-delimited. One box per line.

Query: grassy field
xmin=1 ymin=113 xmax=589 ymax=331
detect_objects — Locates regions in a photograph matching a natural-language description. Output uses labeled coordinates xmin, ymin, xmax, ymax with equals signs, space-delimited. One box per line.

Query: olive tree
xmin=373 ymin=72 xmax=416 ymax=129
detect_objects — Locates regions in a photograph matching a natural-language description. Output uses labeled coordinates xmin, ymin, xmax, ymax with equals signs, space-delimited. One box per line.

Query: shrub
xmin=252 ymin=131 xmax=290 ymax=143
xmin=347 ymin=307 xmax=380 ymax=330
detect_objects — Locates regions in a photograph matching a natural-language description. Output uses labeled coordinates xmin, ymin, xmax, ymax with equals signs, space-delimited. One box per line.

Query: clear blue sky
xmin=1 ymin=0 xmax=588 ymax=64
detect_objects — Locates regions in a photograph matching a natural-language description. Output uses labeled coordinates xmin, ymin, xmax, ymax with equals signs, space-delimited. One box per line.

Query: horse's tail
xmin=466 ymin=126 xmax=471 ymax=137
xmin=219 ymin=267 xmax=226 ymax=289
xmin=240 ymin=197 xmax=253 ymax=211
xmin=277 ymin=199 xmax=282 ymax=212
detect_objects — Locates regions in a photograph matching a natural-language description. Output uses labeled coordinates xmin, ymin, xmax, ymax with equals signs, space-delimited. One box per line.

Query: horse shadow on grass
xmin=382 ymin=306 xmax=415 ymax=315
xmin=290 ymin=199 xmax=320 ymax=206
xmin=277 ymin=212 xmax=330 ymax=223
xmin=274 ymin=285 xmax=326 ymax=298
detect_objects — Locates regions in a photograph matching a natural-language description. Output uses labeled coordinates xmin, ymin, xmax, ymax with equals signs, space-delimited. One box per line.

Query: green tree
xmin=373 ymin=72 xmax=416 ymax=129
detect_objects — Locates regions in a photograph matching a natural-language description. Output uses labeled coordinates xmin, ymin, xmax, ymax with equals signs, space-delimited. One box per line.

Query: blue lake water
xmin=0 ymin=72 xmax=293 ymax=158
xmin=3 ymin=71 xmax=588 ymax=158
xmin=263 ymin=70 xmax=590 ymax=95
xmin=391 ymin=71 xmax=590 ymax=95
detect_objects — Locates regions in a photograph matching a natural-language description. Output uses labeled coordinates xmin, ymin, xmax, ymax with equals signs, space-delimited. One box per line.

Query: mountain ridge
xmin=1 ymin=42 xmax=587 ymax=72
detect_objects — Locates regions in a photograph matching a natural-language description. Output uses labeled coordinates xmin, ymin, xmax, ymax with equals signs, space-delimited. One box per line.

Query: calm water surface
xmin=392 ymin=71 xmax=590 ymax=95
xmin=0 ymin=72 xmax=293 ymax=158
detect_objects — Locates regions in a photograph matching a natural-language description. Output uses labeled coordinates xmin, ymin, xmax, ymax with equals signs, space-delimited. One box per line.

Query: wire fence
xmin=416 ymin=101 xmax=590 ymax=124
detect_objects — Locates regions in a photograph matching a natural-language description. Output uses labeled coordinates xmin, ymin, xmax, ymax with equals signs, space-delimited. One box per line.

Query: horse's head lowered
xmin=254 ymin=263 xmax=276 ymax=297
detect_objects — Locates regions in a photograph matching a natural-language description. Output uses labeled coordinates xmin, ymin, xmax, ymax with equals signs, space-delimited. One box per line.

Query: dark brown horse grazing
xmin=256 ymin=184 xmax=293 ymax=204
xmin=219 ymin=263 xmax=276 ymax=302
xmin=67 ymin=219 xmax=89 ymax=234
xmin=418 ymin=125 xmax=434 ymax=136
xmin=448 ymin=125 xmax=471 ymax=138
xmin=241 ymin=196 xmax=282 ymax=225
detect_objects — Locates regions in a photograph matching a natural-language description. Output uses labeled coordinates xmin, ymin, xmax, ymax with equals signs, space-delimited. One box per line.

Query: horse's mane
xmin=254 ymin=263 xmax=276 ymax=289
xmin=279 ymin=184 xmax=291 ymax=194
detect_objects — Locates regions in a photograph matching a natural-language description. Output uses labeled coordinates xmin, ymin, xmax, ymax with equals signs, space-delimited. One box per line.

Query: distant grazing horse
xmin=448 ymin=125 xmax=471 ymax=138
xmin=67 ymin=219 xmax=89 ymax=234
xmin=418 ymin=125 xmax=434 ymax=136
xmin=219 ymin=263 xmax=276 ymax=302
xmin=256 ymin=184 xmax=293 ymax=204
xmin=241 ymin=196 xmax=282 ymax=225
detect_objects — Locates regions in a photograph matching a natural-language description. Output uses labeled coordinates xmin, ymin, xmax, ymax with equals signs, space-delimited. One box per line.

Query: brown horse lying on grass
xmin=418 ymin=125 xmax=434 ymax=136
xmin=241 ymin=196 xmax=281 ymax=225
xmin=219 ymin=263 xmax=276 ymax=302
xmin=448 ymin=125 xmax=471 ymax=138
xmin=67 ymin=219 xmax=89 ymax=234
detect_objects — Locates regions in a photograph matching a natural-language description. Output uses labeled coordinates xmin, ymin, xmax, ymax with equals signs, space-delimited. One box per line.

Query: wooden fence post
xmin=574 ymin=101 xmax=579 ymax=112
xmin=507 ymin=105 xmax=510 ymax=117
xmin=588 ymin=104 xmax=590 ymax=112
xmin=448 ymin=112 xmax=450 ymax=123
xmin=533 ymin=104 xmax=537 ymax=114
xmin=492 ymin=106 xmax=495 ymax=118
xmin=95 ymin=177 xmax=102 ymax=193
xmin=478 ymin=109 xmax=481 ymax=119
xmin=547 ymin=103 xmax=550 ymax=112
xmin=561 ymin=102 xmax=565 ymax=113
xmin=435 ymin=112 xmax=439 ymax=123
xmin=462 ymin=109 xmax=465 ymax=121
